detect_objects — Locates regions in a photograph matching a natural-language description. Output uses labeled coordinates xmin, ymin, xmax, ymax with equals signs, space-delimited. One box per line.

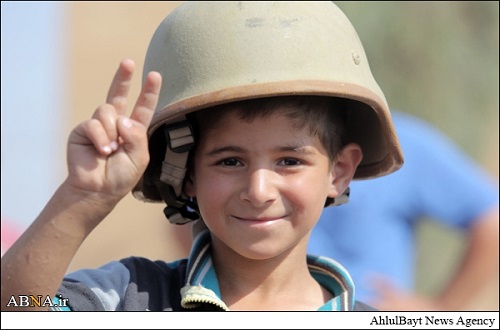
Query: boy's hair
xmin=187 ymin=96 xmax=347 ymax=162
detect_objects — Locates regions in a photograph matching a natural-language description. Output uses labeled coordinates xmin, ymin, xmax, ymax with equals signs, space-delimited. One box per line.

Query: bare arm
xmin=0 ymin=59 xmax=161 ymax=310
xmin=370 ymin=206 xmax=499 ymax=311
xmin=435 ymin=206 xmax=499 ymax=310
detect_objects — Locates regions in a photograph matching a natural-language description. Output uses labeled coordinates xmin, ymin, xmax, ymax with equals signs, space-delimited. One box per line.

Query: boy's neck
xmin=211 ymin=239 xmax=333 ymax=310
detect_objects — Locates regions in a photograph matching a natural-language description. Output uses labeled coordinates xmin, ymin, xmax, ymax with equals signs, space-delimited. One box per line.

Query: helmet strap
xmin=325 ymin=186 xmax=350 ymax=207
xmin=155 ymin=119 xmax=200 ymax=224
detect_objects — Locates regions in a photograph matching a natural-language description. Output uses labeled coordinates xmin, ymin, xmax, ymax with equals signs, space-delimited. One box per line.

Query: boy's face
xmin=184 ymin=107 xmax=339 ymax=260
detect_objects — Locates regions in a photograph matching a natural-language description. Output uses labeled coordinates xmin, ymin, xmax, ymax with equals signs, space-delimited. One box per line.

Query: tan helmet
xmin=132 ymin=1 xmax=404 ymax=224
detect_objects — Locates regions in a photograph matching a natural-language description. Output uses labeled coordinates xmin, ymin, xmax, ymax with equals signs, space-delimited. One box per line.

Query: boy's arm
xmin=0 ymin=182 xmax=118 ymax=310
xmin=1 ymin=60 xmax=161 ymax=310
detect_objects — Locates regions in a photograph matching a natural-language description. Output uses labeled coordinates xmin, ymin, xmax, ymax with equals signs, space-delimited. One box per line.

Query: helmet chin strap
xmin=325 ymin=187 xmax=350 ymax=207
xmin=155 ymin=119 xmax=200 ymax=225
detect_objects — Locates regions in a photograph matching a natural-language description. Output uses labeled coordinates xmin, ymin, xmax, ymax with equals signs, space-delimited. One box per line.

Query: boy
xmin=1 ymin=1 xmax=403 ymax=311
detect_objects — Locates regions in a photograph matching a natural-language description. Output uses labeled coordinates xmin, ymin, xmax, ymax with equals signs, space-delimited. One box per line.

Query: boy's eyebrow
xmin=204 ymin=144 xmax=317 ymax=156
xmin=277 ymin=145 xmax=316 ymax=154
xmin=204 ymin=146 xmax=243 ymax=157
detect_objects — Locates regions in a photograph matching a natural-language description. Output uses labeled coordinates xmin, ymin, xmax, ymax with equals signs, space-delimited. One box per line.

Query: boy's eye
xmin=217 ymin=158 xmax=242 ymax=167
xmin=279 ymin=158 xmax=301 ymax=166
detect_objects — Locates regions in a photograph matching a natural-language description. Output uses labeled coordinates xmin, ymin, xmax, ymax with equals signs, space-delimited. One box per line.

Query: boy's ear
xmin=328 ymin=143 xmax=363 ymax=198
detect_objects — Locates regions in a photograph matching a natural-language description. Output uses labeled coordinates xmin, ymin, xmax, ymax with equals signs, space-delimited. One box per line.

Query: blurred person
xmin=307 ymin=110 xmax=499 ymax=311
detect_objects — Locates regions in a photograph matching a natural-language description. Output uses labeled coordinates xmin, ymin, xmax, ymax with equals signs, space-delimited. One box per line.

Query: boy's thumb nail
xmin=121 ymin=117 xmax=133 ymax=128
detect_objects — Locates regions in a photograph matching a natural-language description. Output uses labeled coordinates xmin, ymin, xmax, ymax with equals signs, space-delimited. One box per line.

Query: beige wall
xmin=66 ymin=2 xmax=191 ymax=272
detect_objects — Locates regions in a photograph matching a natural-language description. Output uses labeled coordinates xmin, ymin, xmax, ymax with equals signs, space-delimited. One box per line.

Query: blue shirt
xmin=308 ymin=111 xmax=499 ymax=302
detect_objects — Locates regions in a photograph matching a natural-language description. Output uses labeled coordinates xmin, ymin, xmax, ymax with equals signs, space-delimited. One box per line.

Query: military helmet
xmin=132 ymin=1 xmax=404 ymax=224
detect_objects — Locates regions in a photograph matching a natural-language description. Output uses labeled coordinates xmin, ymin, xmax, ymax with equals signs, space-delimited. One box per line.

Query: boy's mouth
xmin=230 ymin=215 xmax=285 ymax=222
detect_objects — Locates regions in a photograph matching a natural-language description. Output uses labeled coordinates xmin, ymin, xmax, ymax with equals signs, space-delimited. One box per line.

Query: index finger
xmin=106 ymin=59 xmax=136 ymax=115
xmin=129 ymin=70 xmax=162 ymax=127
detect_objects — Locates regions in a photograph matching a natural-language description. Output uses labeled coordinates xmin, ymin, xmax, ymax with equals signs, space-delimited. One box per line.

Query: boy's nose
xmin=239 ymin=169 xmax=278 ymax=207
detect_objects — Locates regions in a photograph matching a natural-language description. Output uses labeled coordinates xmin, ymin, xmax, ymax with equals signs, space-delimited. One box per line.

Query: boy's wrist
xmin=46 ymin=180 xmax=121 ymax=234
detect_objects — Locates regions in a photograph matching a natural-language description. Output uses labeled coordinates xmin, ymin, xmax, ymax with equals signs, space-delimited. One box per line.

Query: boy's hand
xmin=66 ymin=59 xmax=161 ymax=206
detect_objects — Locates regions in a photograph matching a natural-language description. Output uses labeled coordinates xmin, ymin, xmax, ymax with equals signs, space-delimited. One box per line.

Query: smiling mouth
xmin=231 ymin=215 xmax=284 ymax=222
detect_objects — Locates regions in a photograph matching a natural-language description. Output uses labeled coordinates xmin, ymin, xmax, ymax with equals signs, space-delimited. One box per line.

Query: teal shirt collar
xmin=181 ymin=222 xmax=355 ymax=311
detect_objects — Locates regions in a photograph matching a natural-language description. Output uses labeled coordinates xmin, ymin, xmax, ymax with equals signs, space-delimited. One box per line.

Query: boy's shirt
xmin=53 ymin=223 xmax=373 ymax=311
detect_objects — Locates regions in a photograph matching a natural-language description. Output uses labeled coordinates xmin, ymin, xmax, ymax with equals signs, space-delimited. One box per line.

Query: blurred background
xmin=1 ymin=1 xmax=498 ymax=309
